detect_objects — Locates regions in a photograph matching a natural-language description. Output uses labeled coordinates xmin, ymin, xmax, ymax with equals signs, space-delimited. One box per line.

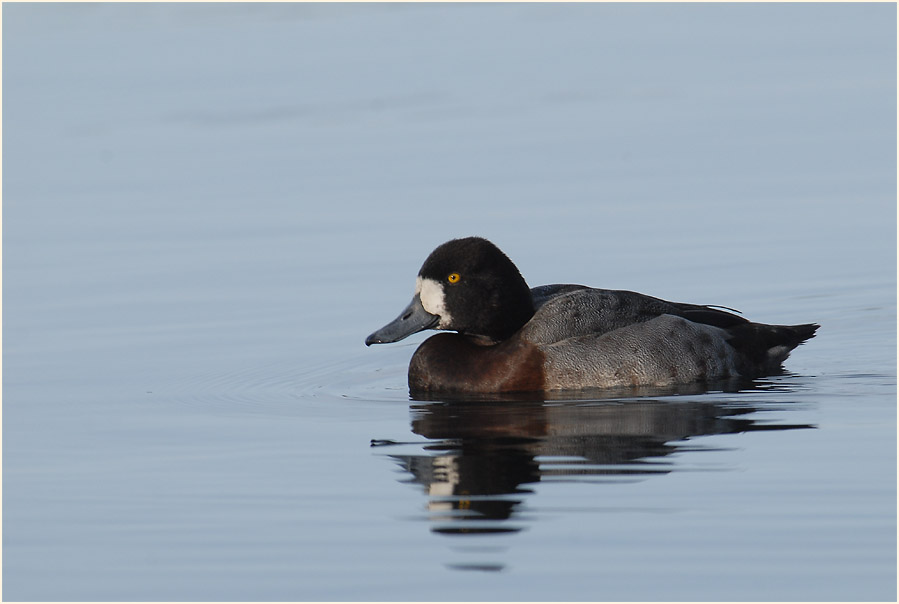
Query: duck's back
xmin=524 ymin=285 xmax=747 ymax=344
xmin=521 ymin=285 xmax=817 ymax=389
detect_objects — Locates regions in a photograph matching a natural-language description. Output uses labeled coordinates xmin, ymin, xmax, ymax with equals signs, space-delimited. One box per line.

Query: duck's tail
xmin=728 ymin=322 xmax=819 ymax=375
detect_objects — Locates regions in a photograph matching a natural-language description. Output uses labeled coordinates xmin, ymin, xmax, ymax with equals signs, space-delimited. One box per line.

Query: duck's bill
xmin=365 ymin=294 xmax=440 ymax=346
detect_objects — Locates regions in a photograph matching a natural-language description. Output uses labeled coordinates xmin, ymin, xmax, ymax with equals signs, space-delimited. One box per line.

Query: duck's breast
xmin=409 ymin=332 xmax=547 ymax=393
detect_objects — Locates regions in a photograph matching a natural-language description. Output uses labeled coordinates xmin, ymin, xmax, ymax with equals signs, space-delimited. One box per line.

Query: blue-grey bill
xmin=365 ymin=294 xmax=439 ymax=346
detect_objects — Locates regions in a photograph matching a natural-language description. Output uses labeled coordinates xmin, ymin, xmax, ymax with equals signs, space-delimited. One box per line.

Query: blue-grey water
xmin=3 ymin=3 xmax=896 ymax=601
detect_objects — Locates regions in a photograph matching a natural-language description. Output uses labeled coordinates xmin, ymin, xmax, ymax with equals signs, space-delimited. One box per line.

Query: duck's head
xmin=365 ymin=237 xmax=535 ymax=346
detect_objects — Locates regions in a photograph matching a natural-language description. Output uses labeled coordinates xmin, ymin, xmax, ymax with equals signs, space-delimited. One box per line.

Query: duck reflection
xmin=378 ymin=384 xmax=812 ymax=536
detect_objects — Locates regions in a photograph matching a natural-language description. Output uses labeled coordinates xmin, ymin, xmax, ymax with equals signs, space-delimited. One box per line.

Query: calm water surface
xmin=3 ymin=3 xmax=896 ymax=601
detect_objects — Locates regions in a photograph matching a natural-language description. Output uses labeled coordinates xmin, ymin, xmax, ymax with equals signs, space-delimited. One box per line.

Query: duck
xmin=365 ymin=237 xmax=818 ymax=394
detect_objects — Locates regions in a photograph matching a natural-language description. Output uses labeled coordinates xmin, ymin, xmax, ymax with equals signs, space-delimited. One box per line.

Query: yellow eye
xmin=447 ymin=272 xmax=461 ymax=284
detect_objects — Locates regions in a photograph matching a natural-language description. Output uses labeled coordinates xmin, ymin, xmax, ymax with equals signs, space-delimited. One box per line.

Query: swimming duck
xmin=365 ymin=237 xmax=818 ymax=394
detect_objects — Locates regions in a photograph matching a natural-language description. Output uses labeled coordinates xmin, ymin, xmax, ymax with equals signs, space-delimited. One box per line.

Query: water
xmin=3 ymin=3 xmax=896 ymax=601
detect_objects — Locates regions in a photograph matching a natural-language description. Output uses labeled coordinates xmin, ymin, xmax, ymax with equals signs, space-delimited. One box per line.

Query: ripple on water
xmin=160 ymin=350 xmax=414 ymax=415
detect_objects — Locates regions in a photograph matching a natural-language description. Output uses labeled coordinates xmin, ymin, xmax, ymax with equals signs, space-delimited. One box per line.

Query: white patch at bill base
xmin=416 ymin=276 xmax=452 ymax=328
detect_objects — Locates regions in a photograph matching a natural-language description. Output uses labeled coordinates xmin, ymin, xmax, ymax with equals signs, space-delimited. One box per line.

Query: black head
xmin=365 ymin=237 xmax=535 ymax=345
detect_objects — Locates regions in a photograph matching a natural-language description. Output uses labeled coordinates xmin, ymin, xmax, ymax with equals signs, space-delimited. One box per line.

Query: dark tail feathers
xmin=727 ymin=322 xmax=819 ymax=375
